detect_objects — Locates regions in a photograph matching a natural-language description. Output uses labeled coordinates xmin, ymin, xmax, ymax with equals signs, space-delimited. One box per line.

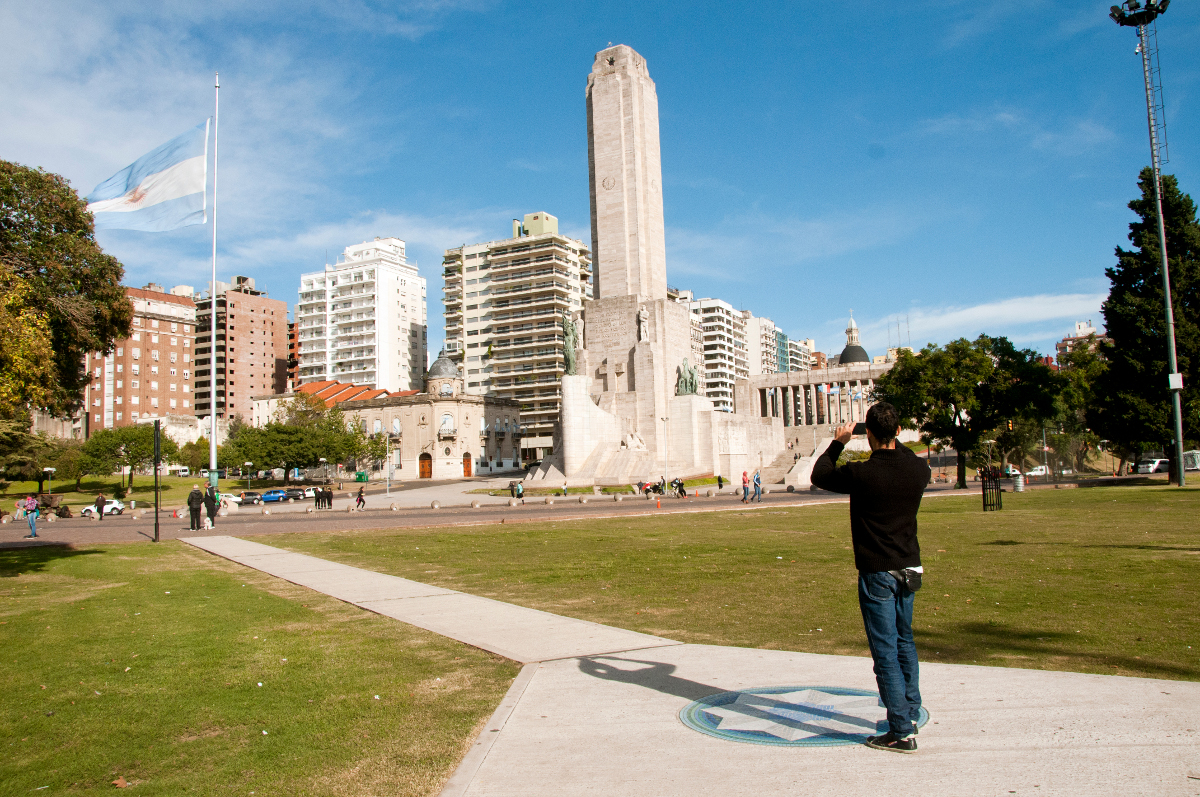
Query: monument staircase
xmin=760 ymin=449 xmax=802 ymax=485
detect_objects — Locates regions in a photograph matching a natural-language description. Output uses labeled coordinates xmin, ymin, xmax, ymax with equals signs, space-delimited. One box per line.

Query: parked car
xmin=283 ymin=489 xmax=305 ymax=502
xmin=218 ymin=493 xmax=242 ymax=505
xmin=1024 ymin=466 xmax=1048 ymax=478
xmin=260 ymin=489 xmax=288 ymax=503
xmin=301 ymin=487 xmax=317 ymax=499
xmin=1002 ymin=464 xmax=1021 ymax=477
xmin=80 ymin=499 xmax=125 ymax=517
xmin=239 ymin=491 xmax=262 ymax=505
xmin=1135 ymin=458 xmax=1170 ymax=474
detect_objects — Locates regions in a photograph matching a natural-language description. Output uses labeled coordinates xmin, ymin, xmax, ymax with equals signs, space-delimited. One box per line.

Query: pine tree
xmin=1091 ymin=168 xmax=1200 ymax=460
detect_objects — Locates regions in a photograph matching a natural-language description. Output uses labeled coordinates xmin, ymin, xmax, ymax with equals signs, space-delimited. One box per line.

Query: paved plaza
xmin=181 ymin=535 xmax=1200 ymax=797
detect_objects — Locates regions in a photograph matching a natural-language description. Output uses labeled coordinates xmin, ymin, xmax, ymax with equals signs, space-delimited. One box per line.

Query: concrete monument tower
xmin=528 ymin=45 xmax=781 ymax=487
xmin=587 ymin=45 xmax=668 ymax=302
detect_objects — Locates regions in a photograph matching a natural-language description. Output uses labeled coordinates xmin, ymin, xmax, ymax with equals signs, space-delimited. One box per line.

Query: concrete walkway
xmin=183 ymin=536 xmax=1200 ymax=797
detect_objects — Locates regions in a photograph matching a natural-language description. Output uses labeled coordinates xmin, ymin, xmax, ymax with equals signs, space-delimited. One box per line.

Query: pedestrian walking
xmin=22 ymin=495 xmax=39 ymax=538
xmin=508 ymin=481 xmax=516 ymax=498
xmin=562 ymin=481 xmax=569 ymax=497
xmin=356 ymin=486 xmax=365 ymax=510
xmin=717 ymin=474 xmax=724 ymax=491
xmin=94 ymin=492 xmax=106 ymax=521
xmin=187 ymin=485 xmax=204 ymax=530
xmin=203 ymin=485 xmax=218 ymax=529
xmin=811 ymin=403 xmax=931 ymax=753
xmin=741 ymin=471 xmax=749 ymax=503
xmin=515 ymin=482 xmax=524 ymax=504
xmin=753 ymin=470 xmax=762 ymax=502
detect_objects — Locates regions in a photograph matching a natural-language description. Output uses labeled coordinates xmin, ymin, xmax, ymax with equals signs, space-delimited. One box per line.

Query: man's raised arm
xmin=811 ymin=422 xmax=855 ymax=494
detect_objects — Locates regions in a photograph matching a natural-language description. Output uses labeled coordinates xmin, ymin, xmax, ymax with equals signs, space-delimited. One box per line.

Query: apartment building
xmin=295 ymin=238 xmax=427 ymax=392
xmin=788 ymin=338 xmax=813 ymax=372
xmin=286 ymin=321 xmax=298 ymax=389
xmin=1055 ymin=320 xmax=1109 ymax=362
xmin=82 ymin=284 xmax=197 ymax=436
xmin=194 ymin=276 xmax=288 ymax=420
xmin=744 ymin=314 xmax=780 ymax=377
xmin=441 ymin=212 xmax=593 ymax=461
xmin=689 ymin=297 xmax=748 ymax=411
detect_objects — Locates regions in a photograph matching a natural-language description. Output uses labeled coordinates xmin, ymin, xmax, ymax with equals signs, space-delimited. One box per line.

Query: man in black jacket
xmin=186 ymin=485 xmax=204 ymax=531
xmin=811 ymin=402 xmax=931 ymax=753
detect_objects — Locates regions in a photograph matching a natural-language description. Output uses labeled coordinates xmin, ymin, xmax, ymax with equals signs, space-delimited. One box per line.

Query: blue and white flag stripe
xmin=87 ymin=120 xmax=209 ymax=232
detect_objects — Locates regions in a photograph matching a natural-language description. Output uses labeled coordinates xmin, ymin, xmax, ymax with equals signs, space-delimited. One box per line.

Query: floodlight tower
xmin=1110 ymin=0 xmax=1185 ymax=487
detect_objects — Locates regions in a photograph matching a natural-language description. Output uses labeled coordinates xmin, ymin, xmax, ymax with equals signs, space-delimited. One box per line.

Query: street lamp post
xmin=244 ymin=462 xmax=253 ymax=493
xmin=660 ymin=416 xmax=670 ymax=488
xmin=43 ymin=467 xmax=55 ymax=498
xmin=1110 ymin=0 xmax=1186 ymax=487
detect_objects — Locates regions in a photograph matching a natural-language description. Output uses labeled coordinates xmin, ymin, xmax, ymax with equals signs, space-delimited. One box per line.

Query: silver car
xmin=81 ymin=499 xmax=125 ymax=517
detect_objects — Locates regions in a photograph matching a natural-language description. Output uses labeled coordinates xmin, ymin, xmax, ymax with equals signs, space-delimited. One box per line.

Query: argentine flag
xmin=87 ymin=121 xmax=209 ymax=232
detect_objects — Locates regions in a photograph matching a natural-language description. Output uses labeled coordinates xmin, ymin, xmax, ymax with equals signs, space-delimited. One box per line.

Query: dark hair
xmin=866 ymin=402 xmax=900 ymax=445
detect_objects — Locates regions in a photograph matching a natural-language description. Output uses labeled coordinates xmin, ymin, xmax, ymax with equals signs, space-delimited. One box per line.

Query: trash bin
xmin=1013 ymin=474 xmax=1025 ymax=493
xmin=355 ymin=471 xmax=368 ymax=482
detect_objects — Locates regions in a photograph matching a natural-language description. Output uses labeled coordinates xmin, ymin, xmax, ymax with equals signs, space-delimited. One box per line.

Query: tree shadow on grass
xmin=0 ymin=544 xmax=103 ymax=578
xmin=918 ymin=621 xmax=1200 ymax=680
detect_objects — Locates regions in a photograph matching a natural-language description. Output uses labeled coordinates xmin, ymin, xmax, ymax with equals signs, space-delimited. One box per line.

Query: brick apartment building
xmin=82 ymin=284 xmax=197 ymax=435
xmin=194 ymin=276 xmax=289 ymax=421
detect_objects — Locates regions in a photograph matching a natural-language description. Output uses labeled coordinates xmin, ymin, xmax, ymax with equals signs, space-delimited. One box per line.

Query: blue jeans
xmin=858 ymin=571 xmax=921 ymax=736
xmin=27 ymin=512 xmax=37 ymax=536
xmin=753 ymin=484 xmax=761 ymax=501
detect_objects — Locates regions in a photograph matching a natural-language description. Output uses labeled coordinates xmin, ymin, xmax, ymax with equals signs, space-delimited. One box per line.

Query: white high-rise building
xmin=744 ymin=314 xmax=780 ymax=377
xmin=295 ymin=238 xmax=427 ymax=392
xmin=442 ymin=212 xmax=593 ymax=461
xmin=788 ymin=338 xmax=813 ymax=372
xmin=689 ymin=297 xmax=748 ymax=411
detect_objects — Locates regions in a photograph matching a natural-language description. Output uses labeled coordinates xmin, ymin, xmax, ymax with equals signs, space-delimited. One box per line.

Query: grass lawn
xmin=274 ymin=484 xmax=1200 ymax=681
xmin=0 ymin=542 xmax=519 ymax=795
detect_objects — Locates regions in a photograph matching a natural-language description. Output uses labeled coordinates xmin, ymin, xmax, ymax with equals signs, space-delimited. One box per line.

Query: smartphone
xmin=852 ymin=422 xmax=867 ymax=435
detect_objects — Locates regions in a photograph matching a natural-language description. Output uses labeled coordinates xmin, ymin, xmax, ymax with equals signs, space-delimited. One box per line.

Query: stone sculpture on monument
xmin=524 ymin=44 xmax=782 ymax=487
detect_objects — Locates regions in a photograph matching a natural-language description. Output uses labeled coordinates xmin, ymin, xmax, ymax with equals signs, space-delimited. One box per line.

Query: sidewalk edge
xmin=438 ymin=661 xmax=539 ymax=797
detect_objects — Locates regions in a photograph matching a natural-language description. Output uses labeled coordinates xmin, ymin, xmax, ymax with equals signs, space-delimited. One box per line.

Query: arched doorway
xmin=462 ymin=453 xmax=472 ymax=477
xmin=419 ymin=453 xmax=432 ymax=479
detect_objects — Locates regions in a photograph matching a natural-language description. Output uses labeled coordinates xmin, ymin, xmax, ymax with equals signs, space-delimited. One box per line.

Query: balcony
xmin=437 ymin=427 xmax=457 ymax=440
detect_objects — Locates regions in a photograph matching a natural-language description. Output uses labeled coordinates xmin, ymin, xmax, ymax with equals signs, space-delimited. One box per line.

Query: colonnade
xmin=755 ymin=378 xmax=876 ymax=427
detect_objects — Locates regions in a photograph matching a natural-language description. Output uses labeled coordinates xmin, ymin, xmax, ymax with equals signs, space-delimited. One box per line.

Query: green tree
xmin=873 ymin=336 xmax=1061 ymax=488
xmin=1051 ymin=336 xmax=1107 ymax=473
xmin=80 ymin=428 xmax=123 ymax=482
xmin=0 ymin=161 xmax=132 ymax=418
xmin=1091 ymin=168 xmax=1200 ymax=471
xmin=177 ymin=437 xmax=210 ymax=474
xmin=44 ymin=438 xmax=86 ymax=491
xmin=116 ymin=424 xmax=178 ymax=487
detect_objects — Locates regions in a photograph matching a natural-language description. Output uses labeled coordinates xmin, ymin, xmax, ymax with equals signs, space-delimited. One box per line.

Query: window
xmin=131 ymin=396 xmax=139 ymax=405
xmin=183 ymin=370 xmax=190 ymax=379
xmin=183 ymin=400 xmax=189 ymax=408
xmin=131 ymin=380 xmax=139 ymax=389
xmin=183 ymin=384 xmax=190 ymax=393
xmin=132 ymin=332 xmax=141 ymax=341
xmin=170 ymin=337 xmax=177 ymax=346
xmin=151 ymin=366 xmax=159 ymax=375
xmin=152 ymin=334 xmax=159 ymax=343
xmin=131 ymin=412 xmax=139 ymax=420
xmin=150 ymin=397 xmax=158 ymax=407
xmin=169 ymin=383 xmax=177 ymax=392
xmin=170 ymin=352 xmax=177 ymax=363
xmin=373 ymin=420 xmax=382 ymax=434
xmin=151 ymin=320 xmax=159 ymax=329
xmin=94 ymin=367 xmax=101 ymax=377
xmin=150 ymin=381 xmax=159 ymax=390
xmin=132 ymin=365 xmax=139 ymax=375
xmin=116 ymin=380 xmax=123 ymax=389
xmin=170 ymin=368 xmax=177 ymax=376
xmin=115 ymin=396 xmax=122 ymax=405
xmin=392 ymin=418 xmax=400 ymax=435
xmin=116 ymin=347 xmax=123 ymax=356
xmin=152 ymin=350 xmax=159 ymax=361
xmin=116 ymin=364 xmax=123 ymax=373
xmin=133 ymin=318 xmax=142 ymax=327
xmin=132 ymin=349 xmax=140 ymax=360
xmin=184 ymin=353 xmax=190 ymax=362
xmin=171 ymin=323 xmax=177 ymax=333
xmin=116 ymin=412 xmax=122 ymax=420
xmin=169 ymin=399 xmax=177 ymax=409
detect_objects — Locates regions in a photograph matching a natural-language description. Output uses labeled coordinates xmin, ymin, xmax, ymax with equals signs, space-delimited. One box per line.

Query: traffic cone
xmin=656 ymin=499 xmax=660 ymax=509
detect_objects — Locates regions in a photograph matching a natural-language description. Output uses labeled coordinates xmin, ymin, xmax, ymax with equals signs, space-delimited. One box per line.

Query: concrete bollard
xmin=346 ymin=505 xmax=355 ymax=513
xmin=262 ymin=507 xmax=271 ymax=515
xmin=390 ymin=503 xmax=399 ymax=511
xmin=544 ymin=497 xmax=554 ymax=505
xmin=471 ymin=500 xmax=481 ymax=508
xmin=431 ymin=501 xmax=440 ymax=509
xmin=787 ymin=485 xmax=795 ymax=492
xmin=218 ymin=509 xmax=229 ymax=517
xmin=0 ymin=515 xmax=8 ymax=524
xmin=763 ymin=488 xmax=770 ymax=496
xmin=306 ymin=507 xmax=314 ymax=513
xmin=508 ymin=498 xmax=519 ymax=507
xmin=614 ymin=494 xmax=622 ymax=502
xmin=579 ymin=496 xmax=588 ymax=504
xmin=706 ymin=489 xmax=715 ymax=498
xmin=46 ymin=514 xmax=56 ymax=523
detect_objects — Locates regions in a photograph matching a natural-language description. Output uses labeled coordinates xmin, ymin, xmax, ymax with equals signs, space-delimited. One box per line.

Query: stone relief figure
xmin=573 ymin=309 xmax=586 ymax=349
xmin=636 ymin=307 xmax=649 ymax=341
xmin=562 ymin=311 xmax=578 ymax=375
xmin=675 ymin=358 xmax=700 ymax=396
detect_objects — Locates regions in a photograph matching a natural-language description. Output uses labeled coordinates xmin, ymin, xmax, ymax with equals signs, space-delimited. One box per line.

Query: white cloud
xmin=854 ymin=292 xmax=1106 ymax=353
xmin=916 ymin=107 xmax=1115 ymax=157
xmin=666 ymin=205 xmax=925 ymax=283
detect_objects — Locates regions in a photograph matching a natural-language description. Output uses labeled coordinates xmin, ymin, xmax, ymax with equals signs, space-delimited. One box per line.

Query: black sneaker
xmin=865 ymin=732 xmax=917 ymax=753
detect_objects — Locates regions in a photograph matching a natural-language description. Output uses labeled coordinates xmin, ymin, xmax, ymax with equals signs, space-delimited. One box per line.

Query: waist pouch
xmin=888 ymin=568 xmax=922 ymax=592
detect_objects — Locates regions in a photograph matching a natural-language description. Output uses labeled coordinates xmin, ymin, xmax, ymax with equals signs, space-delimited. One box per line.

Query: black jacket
xmin=202 ymin=490 xmax=218 ymax=514
xmin=187 ymin=489 xmax=204 ymax=510
xmin=811 ymin=440 xmax=931 ymax=573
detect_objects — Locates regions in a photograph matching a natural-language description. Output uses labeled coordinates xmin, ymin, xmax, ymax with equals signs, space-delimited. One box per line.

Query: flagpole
xmin=209 ymin=72 xmax=219 ymax=492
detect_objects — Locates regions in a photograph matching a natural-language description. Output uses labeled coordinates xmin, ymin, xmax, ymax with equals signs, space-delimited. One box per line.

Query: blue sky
xmin=2 ymin=0 xmax=1197 ymax=359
